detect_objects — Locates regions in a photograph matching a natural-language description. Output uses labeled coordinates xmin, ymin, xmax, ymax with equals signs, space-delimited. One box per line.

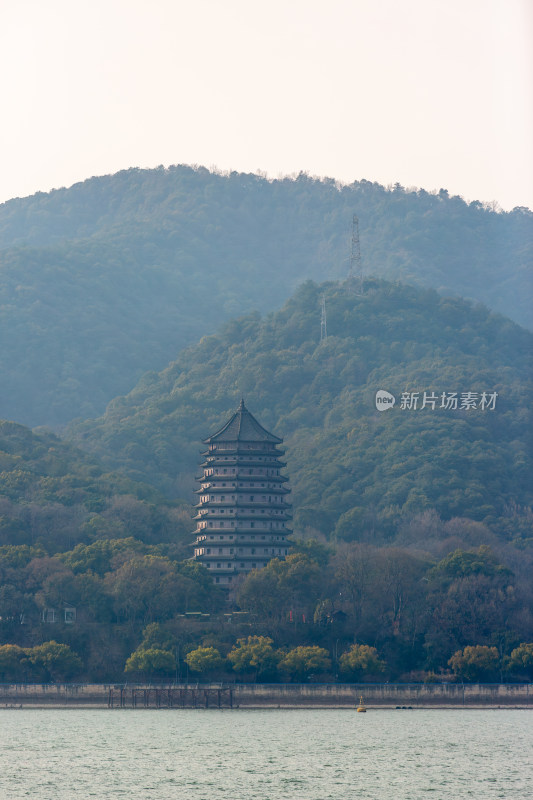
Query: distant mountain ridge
xmin=0 ymin=166 xmax=531 ymax=426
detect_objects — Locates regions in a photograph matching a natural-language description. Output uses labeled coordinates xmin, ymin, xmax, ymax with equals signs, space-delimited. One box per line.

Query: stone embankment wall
xmin=230 ymin=682 xmax=532 ymax=708
xmin=0 ymin=682 xmax=531 ymax=709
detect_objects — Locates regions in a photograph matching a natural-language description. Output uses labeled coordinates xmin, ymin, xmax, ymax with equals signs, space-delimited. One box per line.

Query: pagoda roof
xmin=203 ymin=400 xmax=282 ymax=445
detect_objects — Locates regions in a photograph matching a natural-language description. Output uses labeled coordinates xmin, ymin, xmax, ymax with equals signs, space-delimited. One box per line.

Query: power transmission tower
xmin=346 ymin=214 xmax=364 ymax=295
xmin=320 ymin=294 xmax=327 ymax=341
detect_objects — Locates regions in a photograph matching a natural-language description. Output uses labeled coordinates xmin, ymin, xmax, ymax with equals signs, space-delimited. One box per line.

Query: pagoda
xmin=192 ymin=400 xmax=292 ymax=586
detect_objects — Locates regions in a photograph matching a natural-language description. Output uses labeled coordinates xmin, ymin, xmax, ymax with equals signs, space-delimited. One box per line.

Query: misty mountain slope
xmin=0 ymin=418 xmax=190 ymax=555
xmin=67 ymin=279 xmax=533 ymax=544
xmin=0 ymin=166 xmax=531 ymax=427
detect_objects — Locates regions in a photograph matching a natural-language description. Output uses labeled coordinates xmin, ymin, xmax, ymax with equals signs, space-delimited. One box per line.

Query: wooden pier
xmin=107 ymin=686 xmax=233 ymax=709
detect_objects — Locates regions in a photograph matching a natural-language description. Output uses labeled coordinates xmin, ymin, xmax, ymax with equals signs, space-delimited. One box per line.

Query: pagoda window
xmin=251 ymin=548 xmax=256 ymax=555
xmin=208 ymin=522 xmax=213 ymax=527
xmin=217 ymin=563 xmax=221 ymax=568
xmin=218 ymin=548 xmax=222 ymax=554
xmin=252 ymin=563 xmax=256 ymax=568
xmin=207 ymin=548 xmax=211 ymax=554
xmin=240 ymin=563 xmax=245 ymax=568
xmin=230 ymin=549 xmax=234 ymax=554
xmin=215 ymin=577 xmax=220 ymax=583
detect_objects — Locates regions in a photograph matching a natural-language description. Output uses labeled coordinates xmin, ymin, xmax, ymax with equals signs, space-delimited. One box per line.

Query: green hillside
xmin=68 ymin=279 xmax=533 ymax=545
xmin=0 ymin=166 xmax=531 ymax=426
xmin=1 ymin=279 xmax=532 ymax=682
xmin=0 ymin=419 xmax=191 ymax=555
xmin=0 ymin=421 xmax=223 ymax=681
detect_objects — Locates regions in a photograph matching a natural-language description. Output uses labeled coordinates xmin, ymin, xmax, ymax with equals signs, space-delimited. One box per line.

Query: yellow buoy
xmin=357 ymin=695 xmax=367 ymax=712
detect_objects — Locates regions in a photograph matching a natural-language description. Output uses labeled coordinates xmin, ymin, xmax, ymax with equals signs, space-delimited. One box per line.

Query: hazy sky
xmin=1 ymin=0 xmax=531 ymax=209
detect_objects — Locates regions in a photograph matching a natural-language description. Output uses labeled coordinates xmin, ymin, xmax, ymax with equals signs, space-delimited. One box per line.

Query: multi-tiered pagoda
xmin=192 ymin=400 xmax=292 ymax=586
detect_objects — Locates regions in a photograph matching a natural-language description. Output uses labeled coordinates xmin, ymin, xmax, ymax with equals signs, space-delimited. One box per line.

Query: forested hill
xmin=0 ymin=166 xmax=531 ymax=427
xmin=68 ymin=279 xmax=533 ymax=546
xmin=0 ymin=419 xmax=191 ymax=556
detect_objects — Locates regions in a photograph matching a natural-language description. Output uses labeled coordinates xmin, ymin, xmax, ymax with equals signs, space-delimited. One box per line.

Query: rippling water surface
xmin=0 ymin=709 xmax=531 ymax=799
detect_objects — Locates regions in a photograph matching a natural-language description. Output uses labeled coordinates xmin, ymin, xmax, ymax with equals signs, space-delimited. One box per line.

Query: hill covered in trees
xmin=1 ymin=279 xmax=532 ymax=682
xmin=0 ymin=413 xmax=531 ymax=682
xmin=68 ymin=279 xmax=533 ymax=546
xmin=0 ymin=166 xmax=531 ymax=426
xmin=0 ymin=419 xmax=191 ymax=555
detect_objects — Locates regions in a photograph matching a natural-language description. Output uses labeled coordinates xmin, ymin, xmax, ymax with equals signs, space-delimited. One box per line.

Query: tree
xmin=185 ymin=646 xmax=225 ymax=677
xmin=236 ymin=569 xmax=283 ymax=618
xmin=0 ymin=644 xmax=26 ymax=681
xmin=507 ymin=643 xmax=533 ymax=679
xmin=374 ymin=548 xmax=429 ymax=637
xmin=139 ymin=623 xmax=176 ymax=652
xmin=332 ymin=543 xmax=374 ymax=624
xmin=237 ymin=554 xmax=322 ymax=620
xmin=429 ymin=546 xmax=509 ymax=580
xmin=448 ymin=645 xmax=500 ymax=682
xmin=106 ymin=555 xmax=200 ymax=623
xmin=339 ymin=644 xmax=386 ymax=680
xmin=227 ymin=636 xmax=279 ymax=680
xmin=278 ymin=646 xmax=331 ymax=682
xmin=27 ymin=641 xmax=83 ymax=682
xmin=124 ymin=647 xmax=176 ymax=680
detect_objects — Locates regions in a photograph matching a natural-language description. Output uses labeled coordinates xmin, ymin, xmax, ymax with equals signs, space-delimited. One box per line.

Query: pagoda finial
xmin=239 ymin=397 xmax=245 ymax=411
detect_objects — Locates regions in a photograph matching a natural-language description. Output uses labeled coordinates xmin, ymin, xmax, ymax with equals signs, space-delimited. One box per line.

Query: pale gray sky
xmin=1 ymin=0 xmax=531 ymax=209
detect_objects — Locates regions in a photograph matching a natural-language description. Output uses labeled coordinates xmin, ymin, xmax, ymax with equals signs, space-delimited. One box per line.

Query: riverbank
xmin=1 ymin=682 xmax=531 ymax=709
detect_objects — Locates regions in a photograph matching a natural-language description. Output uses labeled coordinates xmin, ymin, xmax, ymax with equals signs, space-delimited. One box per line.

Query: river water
xmin=0 ymin=709 xmax=531 ymax=799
